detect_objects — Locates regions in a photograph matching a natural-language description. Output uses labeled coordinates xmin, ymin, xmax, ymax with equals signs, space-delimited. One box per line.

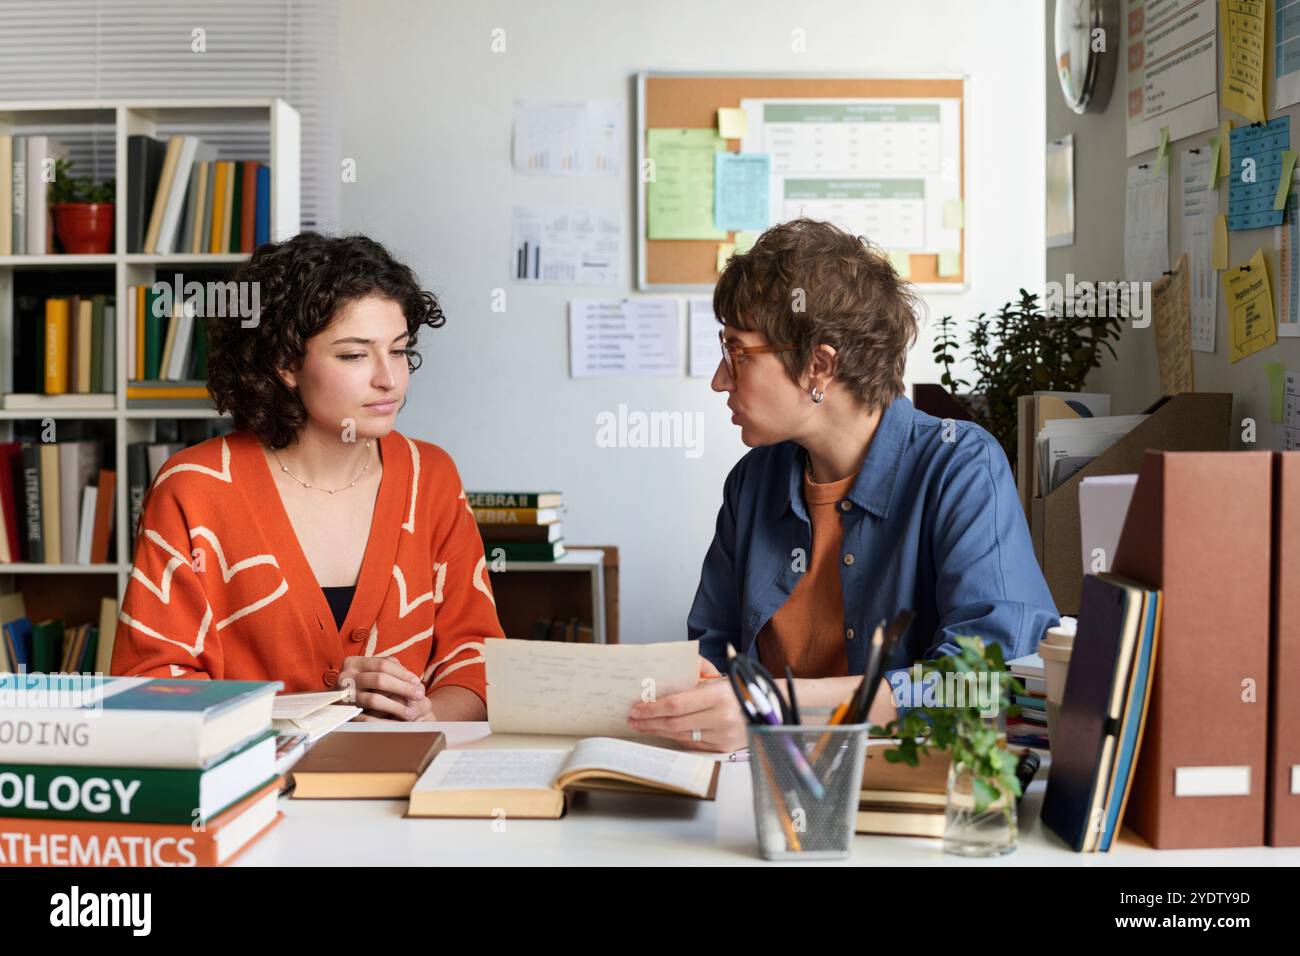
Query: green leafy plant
xmin=932 ymin=289 xmax=1125 ymax=463
xmin=870 ymin=635 xmax=1026 ymax=815
xmin=48 ymin=157 xmax=115 ymax=205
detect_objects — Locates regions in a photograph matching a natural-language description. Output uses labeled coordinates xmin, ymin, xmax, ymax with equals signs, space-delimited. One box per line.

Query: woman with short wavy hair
xmin=629 ymin=218 xmax=1058 ymax=752
xmin=112 ymin=232 xmax=498 ymax=722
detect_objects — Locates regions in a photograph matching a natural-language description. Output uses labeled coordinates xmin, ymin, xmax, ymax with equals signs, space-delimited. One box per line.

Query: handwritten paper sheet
xmin=484 ymin=638 xmax=700 ymax=737
xmin=1152 ymin=252 xmax=1195 ymax=394
xmin=646 ymin=128 xmax=727 ymax=240
xmin=714 ymin=152 xmax=771 ymax=231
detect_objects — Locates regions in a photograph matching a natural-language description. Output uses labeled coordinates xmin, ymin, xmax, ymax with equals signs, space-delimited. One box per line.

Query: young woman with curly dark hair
xmin=112 ymin=232 xmax=498 ymax=722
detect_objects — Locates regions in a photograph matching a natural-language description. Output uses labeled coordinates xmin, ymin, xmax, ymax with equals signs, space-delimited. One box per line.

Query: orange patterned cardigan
xmin=111 ymin=428 xmax=501 ymax=702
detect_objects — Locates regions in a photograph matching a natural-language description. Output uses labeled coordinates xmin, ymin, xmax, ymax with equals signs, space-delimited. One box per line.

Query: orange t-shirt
xmin=756 ymin=468 xmax=856 ymax=678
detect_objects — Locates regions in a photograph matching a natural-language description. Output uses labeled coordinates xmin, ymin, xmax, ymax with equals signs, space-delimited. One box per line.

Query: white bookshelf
xmin=0 ymin=97 xmax=301 ymax=606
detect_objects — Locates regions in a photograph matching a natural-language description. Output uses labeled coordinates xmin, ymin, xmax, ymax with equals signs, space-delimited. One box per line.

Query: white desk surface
xmin=236 ymin=722 xmax=1300 ymax=866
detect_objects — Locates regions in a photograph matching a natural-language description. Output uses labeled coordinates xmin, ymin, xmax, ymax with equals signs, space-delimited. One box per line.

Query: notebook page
xmin=412 ymin=748 xmax=570 ymax=792
xmin=562 ymin=737 xmax=714 ymax=796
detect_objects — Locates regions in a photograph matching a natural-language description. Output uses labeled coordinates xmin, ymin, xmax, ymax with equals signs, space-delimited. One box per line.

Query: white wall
xmin=338 ymin=0 xmax=1046 ymax=643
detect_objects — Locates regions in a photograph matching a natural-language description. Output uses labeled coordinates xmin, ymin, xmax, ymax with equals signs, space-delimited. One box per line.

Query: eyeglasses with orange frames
xmin=718 ymin=328 xmax=798 ymax=378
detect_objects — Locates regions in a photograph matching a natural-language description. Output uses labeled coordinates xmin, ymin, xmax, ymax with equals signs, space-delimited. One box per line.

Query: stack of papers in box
xmin=1037 ymin=414 xmax=1148 ymax=496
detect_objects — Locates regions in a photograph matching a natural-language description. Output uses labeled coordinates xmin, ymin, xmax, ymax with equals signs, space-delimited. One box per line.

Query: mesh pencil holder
xmin=747 ymin=722 xmax=869 ymax=861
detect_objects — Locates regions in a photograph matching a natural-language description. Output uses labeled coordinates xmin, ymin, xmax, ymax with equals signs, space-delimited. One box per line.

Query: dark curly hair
xmin=207 ymin=232 xmax=445 ymax=448
xmin=713 ymin=218 xmax=920 ymax=412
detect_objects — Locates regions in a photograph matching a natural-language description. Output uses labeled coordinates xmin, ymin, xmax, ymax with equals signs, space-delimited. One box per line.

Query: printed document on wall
xmin=511 ymin=205 xmax=621 ymax=284
xmin=1124 ymin=162 xmax=1169 ymax=282
xmin=738 ymin=98 xmax=962 ymax=254
xmin=569 ymin=298 xmax=682 ymax=377
xmin=1125 ymin=0 xmax=1219 ymax=156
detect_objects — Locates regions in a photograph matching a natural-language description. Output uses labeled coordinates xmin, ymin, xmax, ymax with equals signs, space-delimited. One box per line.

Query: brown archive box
xmin=1030 ymin=392 xmax=1232 ymax=614
xmin=1110 ymin=450 xmax=1272 ymax=849
xmin=1268 ymin=452 xmax=1300 ymax=846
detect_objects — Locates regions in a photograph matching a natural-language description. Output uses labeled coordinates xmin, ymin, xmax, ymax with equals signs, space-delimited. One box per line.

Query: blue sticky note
xmin=1229 ymin=116 xmax=1291 ymax=231
xmin=714 ymin=152 xmax=771 ymax=232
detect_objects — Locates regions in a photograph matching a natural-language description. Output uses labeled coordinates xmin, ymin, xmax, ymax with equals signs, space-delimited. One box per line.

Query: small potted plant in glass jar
xmin=871 ymin=636 xmax=1027 ymax=857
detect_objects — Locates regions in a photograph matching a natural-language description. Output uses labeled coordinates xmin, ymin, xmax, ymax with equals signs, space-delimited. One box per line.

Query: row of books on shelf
xmin=3 ymin=286 xmax=214 ymax=410
xmin=0 ymin=429 xmax=227 ymax=565
xmin=128 ymin=134 xmax=270 ymax=255
xmin=0 ymin=593 xmax=116 ymax=676
xmin=0 ymin=441 xmax=115 ymax=565
xmin=0 ymin=135 xmax=66 ymax=256
xmin=468 ymin=490 xmax=566 ymax=561
xmin=125 ymin=283 xmax=211 ymax=405
xmin=3 ymin=293 xmax=115 ymax=409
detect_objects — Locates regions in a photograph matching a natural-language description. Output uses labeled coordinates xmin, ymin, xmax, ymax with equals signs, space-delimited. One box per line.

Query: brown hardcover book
xmin=1111 ymin=451 xmax=1272 ymax=849
xmin=1268 ymin=452 xmax=1300 ymax=846
xmin=290 ymin=730 xmax=446 ymax=799
xmin=89 ymin=468 xmax=116 ymax=564
xmin=861 ymin=744 xmax=951 ymax=794
xmin=240 ymin=161 xmax=258 ymax=253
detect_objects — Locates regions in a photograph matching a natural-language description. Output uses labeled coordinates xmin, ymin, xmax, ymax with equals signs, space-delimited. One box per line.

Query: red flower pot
xmin=52 ymin=202 xmax=115 ymax=254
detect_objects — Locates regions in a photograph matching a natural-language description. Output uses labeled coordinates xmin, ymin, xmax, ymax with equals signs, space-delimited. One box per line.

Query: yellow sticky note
xmin=888 ymin=249 xmax=912 ymax=278
xmin=718 ymin=108 xmax=747 ymax=139
xmin=1219 ymin=120 xmax=1232 ymax=177
xmin=943 ymin=199 xmax=964 ymax=230
xmin=1213 ymin=214 xmax=1228 ymax=270
xmin=1157 ymin=126 xmax=1170 ymax=168
xmin=733 ymin=230 xmax=758 ymax=254
xmin=1224 ymin=248 xmax=1277 ymax=363
xmin=938 ymin=250 xmax=960 ymax=276
xmin=1208 ymin=135 xmax=1222 ymax=188
xmin=1276 ymin=150 xmax=1298 ymax=209
xmin=716 ymin=242 xmax=736 ymax=273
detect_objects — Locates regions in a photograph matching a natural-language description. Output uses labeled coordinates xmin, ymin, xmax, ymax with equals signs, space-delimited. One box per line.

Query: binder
xmin=1268 ymin=451 xmax=1300 ymax=846
xmin=1110 ymin=450 xmax=1273 ymax=849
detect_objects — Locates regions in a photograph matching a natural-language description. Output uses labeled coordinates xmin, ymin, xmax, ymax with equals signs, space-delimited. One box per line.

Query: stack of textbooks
xmin=3 ymin=293 xmax=116 ymax=410
xmin=0 ymin=439 xmax=116 ymax=565
xmin=125 ymin=282 xmax=210 ymax=406
xmin=127 ymin=134 xmax=270 ymax=255
xmin=0 ymin=675 xmax=284 ymax=867
xmin=467 ymin=490 xmax=565 ymax=561
xmin=856 ymin=744 xmax=952 ymax=838
xmin=1 ymin=594 xmax=116 ymax=677
xmin=0 ymin=134 xmax=68 ymax=256
xmin=1006 ymin=653 xmax=1050 ymax=751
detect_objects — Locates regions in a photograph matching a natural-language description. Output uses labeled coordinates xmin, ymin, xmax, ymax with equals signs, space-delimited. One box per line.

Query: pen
xmin=784 ymin=665 xmax=801 ymax=726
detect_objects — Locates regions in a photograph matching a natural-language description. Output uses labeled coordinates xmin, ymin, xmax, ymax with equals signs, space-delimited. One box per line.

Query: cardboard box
xmin=1030 ymin=392 xmax=1233 ymax=614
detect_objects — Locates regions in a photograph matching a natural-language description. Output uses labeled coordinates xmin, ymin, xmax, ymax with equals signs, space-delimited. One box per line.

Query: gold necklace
xmin=272 ymin=440 xmax=374 ymax=494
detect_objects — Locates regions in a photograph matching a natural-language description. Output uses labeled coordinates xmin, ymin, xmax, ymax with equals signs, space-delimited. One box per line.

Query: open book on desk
xmin=406 ymin=736 xmax=720 ymax=819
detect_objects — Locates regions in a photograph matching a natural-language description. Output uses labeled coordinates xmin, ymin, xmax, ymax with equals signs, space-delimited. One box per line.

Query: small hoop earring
xmin=810 ymin=386 xmax=825 ymax=404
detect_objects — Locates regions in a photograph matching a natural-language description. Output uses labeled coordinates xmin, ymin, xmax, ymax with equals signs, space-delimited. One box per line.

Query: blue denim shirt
xmin=687 ymin=395 xmax=1059 ymax=687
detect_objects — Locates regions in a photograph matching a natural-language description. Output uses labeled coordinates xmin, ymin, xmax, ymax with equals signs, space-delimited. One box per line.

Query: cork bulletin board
xmin=635 ymin=73 xmax=967 ymax=291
